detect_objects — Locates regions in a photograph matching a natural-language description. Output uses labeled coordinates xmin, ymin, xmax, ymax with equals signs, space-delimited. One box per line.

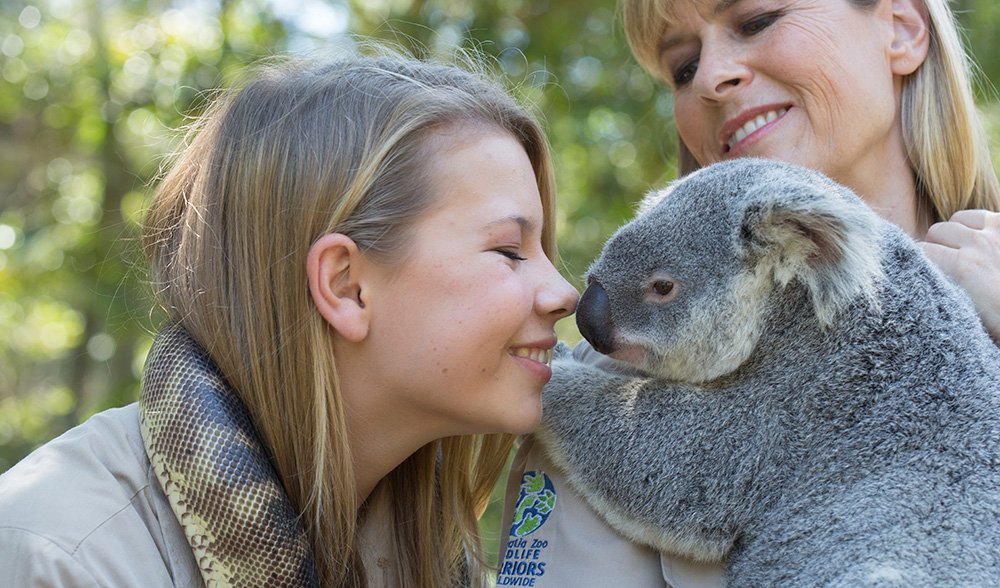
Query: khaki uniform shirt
xmin=0 ymin=404 xmax=432 ymax=588
xmin=497 ymin=437 xmax=725 ymax=588
xmin=0 ymin=404 xmax=201 ymax=587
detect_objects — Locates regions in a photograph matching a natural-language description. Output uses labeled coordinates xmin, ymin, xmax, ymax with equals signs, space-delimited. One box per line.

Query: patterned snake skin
xmin=139 ymin=324 xmax=320 ymax=587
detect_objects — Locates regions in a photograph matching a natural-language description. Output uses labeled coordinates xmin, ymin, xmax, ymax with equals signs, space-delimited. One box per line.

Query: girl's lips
xmin=511 ymin=350 xmax=552 ymax=384
xmin=721 ymin=105 xmax=791 ymax=155
xmin=510 ymin=345 xmax=555 ymax=382
xmin=511 ymin=346 xmax=553 ymax=364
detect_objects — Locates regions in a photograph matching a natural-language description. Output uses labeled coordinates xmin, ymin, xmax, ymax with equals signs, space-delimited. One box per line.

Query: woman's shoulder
xmin=0 ymin=404 xmax=199 ymax=586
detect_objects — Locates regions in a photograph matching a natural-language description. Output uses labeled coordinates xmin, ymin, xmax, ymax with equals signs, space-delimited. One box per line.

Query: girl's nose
xmin=537 ymin=263 xmax=579 ymax=321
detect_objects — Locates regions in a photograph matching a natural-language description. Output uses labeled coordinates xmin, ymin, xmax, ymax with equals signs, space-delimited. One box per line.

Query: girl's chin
xmin=504 ymin=403 xmax=543 ymax=435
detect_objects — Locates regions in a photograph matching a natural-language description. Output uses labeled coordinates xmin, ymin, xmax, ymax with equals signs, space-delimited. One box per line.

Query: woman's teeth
xmin=728 ymin=108 xmax=787 ymax=150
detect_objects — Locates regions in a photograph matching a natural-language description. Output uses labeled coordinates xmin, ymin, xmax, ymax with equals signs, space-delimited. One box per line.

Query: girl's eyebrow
xmin=482 ymin=214 xmax=535 ymax=233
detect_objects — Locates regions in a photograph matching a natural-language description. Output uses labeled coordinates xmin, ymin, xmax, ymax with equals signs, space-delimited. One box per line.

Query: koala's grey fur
xmin=537 ymin=159 xmax=1000 ymax=587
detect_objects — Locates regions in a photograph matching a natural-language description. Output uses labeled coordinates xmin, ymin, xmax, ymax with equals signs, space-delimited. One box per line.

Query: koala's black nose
xmin=576 ymin=280 xmax=616 ymax=355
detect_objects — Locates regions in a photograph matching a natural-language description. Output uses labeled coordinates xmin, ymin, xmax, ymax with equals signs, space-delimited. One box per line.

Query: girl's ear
xmin=888 ymin=0 xmax=930 ymax=76
xmin=307 ymin=233 xmax=370 ymax=342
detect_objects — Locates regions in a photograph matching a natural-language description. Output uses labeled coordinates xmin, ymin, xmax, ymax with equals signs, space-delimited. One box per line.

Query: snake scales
xmin=139 ymin=324 xmax=320 ymax=587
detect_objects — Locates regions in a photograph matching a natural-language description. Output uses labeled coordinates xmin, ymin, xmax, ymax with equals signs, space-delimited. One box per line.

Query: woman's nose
xmin=694 ymin=40 xmax=752 ymax=101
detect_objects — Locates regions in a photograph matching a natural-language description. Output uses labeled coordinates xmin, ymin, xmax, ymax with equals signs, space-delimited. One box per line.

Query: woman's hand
xmin=921 ymin=210 xmax=1000 ymax=343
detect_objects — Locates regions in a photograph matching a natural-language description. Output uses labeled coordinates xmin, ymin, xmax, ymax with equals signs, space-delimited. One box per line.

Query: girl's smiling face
xmin=659 ymin=0 xmax=917 ymax=200
xmin=361 ymin=128 xmax=579 ymax=438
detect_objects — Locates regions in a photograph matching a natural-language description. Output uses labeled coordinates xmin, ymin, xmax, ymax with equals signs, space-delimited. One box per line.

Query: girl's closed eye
xmin=496 ymin=248 xmax=527 ymax=262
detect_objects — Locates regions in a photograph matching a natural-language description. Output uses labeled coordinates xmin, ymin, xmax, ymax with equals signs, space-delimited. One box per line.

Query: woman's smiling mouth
xmin=724 ymin=106 xmax=789 ymax=153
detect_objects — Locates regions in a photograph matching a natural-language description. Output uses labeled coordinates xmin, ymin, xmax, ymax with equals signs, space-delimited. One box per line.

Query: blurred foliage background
xmin=1 ymin=0 xmax=999 ymax=561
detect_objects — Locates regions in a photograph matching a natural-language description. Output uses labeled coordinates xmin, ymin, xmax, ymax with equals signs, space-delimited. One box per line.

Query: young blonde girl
xmin=0 ymin=50 xmax=578 ymax=587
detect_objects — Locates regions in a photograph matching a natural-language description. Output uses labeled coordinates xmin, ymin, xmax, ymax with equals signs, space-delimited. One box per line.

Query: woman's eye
xmin=740 ymin=11 xmax=781 ymax=36
xmin=496 ymin=249 xmax=527 ymax=262
xmin=673 ymin=60 xmax=698 ymax=87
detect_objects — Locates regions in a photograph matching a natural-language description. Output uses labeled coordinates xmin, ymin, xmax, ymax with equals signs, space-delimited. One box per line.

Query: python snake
xmin=139 ymin=324 xmax=320 ymax=587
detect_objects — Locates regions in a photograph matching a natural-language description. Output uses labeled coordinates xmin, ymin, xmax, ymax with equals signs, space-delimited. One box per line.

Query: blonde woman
xmin=623 ymin=0 xmax=1000 ymax=341
xmin=0 ymin=51 xmax=578 ymax=587
xmin=497 ymin=0 xmax=1000 ymax=586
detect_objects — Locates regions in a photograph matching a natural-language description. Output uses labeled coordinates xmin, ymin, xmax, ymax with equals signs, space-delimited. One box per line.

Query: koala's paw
xmin=543 ymin=352 xmax=605 ymax=423
xmin=545 ymin=358 xmax=575 ymax=394
xmin=542 ymin=356 xmax=578 ymax=412
xmin=553 ymin=341 xmax=573 ymax=360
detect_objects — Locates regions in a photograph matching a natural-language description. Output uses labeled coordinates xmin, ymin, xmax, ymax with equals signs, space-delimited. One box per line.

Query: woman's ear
xmin=307 ymin=233 xmax=370 ymax=343
xmin=888 ymin=0 xmax=930 ymax=76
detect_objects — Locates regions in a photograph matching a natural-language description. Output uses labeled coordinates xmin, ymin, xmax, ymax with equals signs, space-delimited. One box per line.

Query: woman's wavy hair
xmin=143 ymin=47 xmax=556 ymax=587
xmin=621 ymin=0 xmax=1000 ymax=219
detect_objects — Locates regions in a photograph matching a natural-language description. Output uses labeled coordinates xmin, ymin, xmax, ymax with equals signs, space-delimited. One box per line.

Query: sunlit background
xmin=2 ymin=1 xmax=999 ymax=556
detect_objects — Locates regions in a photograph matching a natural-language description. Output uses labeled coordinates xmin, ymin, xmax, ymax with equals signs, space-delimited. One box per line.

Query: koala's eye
xmin=652 ymin=280 xmax=674 ymax=296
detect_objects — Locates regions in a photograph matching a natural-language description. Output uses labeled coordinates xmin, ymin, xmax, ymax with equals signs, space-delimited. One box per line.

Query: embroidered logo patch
xmin=510 ymin=470 xmax=556 ymax=537
xmin=498 ymin=470 xmax=555 ymax=585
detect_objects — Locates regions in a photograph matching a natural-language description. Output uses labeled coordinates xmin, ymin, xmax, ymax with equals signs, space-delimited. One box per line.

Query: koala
xmin=536 ymin=158 xmax=1000 ymax=586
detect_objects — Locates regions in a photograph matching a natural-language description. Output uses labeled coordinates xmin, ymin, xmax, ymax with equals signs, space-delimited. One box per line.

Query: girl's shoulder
xmin=0 ymin=404 xmax=199 ymax=586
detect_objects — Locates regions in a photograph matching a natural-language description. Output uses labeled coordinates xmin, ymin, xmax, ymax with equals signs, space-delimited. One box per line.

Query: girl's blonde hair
xmin=621 ymin=0 xmax=1000 ymax=219
xmin=143 ymin=50 xmax=557 ymax=587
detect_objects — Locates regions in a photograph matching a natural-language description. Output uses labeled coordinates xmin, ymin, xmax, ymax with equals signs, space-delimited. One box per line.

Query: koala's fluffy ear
xmin=636 ymin=183 xmax=676 ymax=217
xmin=738 ymin=181 xmax=884 ymax=327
